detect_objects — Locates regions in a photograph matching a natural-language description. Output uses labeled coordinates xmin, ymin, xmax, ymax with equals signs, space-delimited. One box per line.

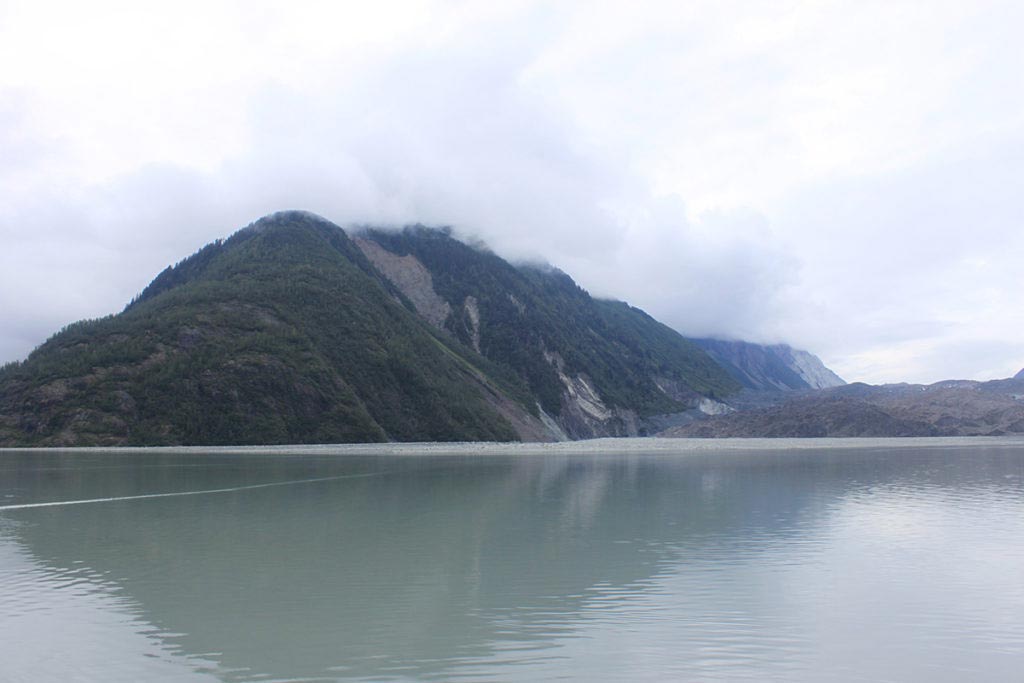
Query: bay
xmin=1 ymin=438 xmax=1023 ymax=681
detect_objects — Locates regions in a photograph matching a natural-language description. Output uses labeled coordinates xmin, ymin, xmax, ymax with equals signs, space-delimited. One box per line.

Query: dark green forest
xmin=363 ymin=226 xmax=738 ymax=415
xmin=0 ymin=212 xmax=738 ymax=446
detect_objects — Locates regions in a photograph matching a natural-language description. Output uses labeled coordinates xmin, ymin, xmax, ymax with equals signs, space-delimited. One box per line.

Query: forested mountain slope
xmin=0 ymin=212 xmax=746 ymax=446
xmin=356 ymin=226 xmax=739 ymax=438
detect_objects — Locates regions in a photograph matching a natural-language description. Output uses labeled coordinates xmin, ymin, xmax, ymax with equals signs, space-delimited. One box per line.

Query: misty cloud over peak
xmin=1 ymin=1 xmax=1022 ymax=383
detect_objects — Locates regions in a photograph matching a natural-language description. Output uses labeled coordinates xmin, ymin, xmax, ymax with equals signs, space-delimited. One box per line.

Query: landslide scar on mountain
xmin=354 ymin=237 xmax=452 ymax=330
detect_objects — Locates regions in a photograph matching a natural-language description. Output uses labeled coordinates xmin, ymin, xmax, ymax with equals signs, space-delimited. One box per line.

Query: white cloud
xmin=1 ymin=0 xmax=1022 ymax=383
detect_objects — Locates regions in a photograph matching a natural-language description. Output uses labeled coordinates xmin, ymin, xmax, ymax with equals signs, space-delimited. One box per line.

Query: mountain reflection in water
xmin=1 ymin=442 xmax=1023 ymax=681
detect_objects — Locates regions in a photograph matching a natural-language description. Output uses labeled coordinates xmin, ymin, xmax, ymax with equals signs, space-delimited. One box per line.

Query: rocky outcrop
xmin=541 ymin=349 xmax=633 ymax=438
xmin=696 ymin=397 xmax=733 ymax=416
xmin=463 ymin=296 xmax=482 ymax=353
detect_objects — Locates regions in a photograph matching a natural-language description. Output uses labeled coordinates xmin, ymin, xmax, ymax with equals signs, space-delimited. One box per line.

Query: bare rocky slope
xmin=692 ymin=338 xmax=845 ymax=391
xmin=665 ymin=375 xmax=1024 ymax=438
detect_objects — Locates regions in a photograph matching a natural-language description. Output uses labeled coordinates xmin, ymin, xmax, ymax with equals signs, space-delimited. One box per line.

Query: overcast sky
xmin=1 ymin=0 xmax=1022 ymax=384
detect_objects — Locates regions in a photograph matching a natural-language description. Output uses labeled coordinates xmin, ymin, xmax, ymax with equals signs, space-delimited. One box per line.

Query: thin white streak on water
xmin=0 ymin=472 xmax=385 ymax=511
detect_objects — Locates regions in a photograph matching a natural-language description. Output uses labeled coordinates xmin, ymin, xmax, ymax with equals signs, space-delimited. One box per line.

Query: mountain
xmin=692 ymin=338 xmax=844 ymax=391
xmin=0 ymin=211 xmax=741 ymax=446
xmin=353 ymin=226 xmax=739 ymax=436
xmin=1016 ymin=368 xmax=1024 ymax=380
xmin=665 ymin=375 xmax=1024 ymax=438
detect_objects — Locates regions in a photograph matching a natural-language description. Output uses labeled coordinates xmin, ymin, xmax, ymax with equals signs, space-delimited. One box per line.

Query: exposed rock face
xmin=543 ymin=350 xmax=610 ymax=420
xmin=697 ymin=398 xmax=733 ymax=416
xmin=463 ymin=296 xmax=482 ymax=353
xmin=785 ymin=347 xmax=845 ymax=389
xmin=538 ymin=349 xmax=640 ymax=438
xmin=354 ymin=237 xmax=452 ymax=329
xmin=693 ymin=339 xmax=845 ymax=391
xmin=651 ymin=376 xmax=702 ymax=403
xmin=536 ymin=405 xmax=570 ymax=441
xmin=508 ymin=294 xmax=526 ymax=315
xmin=666 ymin=376 xmax=1024 ymax=438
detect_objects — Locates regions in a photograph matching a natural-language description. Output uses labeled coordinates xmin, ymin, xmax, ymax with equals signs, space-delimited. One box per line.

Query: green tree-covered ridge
xmin=0 ymin=212 xmax=738 ymax=446
xmin=360 ymin=226 xmax=736 ymax=417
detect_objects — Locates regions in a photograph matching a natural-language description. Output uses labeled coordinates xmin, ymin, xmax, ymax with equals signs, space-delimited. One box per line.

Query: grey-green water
xmin=2 ymin=439 xmax=1023 ymax=681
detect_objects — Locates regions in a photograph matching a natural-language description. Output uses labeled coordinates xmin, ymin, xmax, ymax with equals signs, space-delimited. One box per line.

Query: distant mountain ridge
xmin=692 ymin=338 xmax=845 ymax=391
xmin=667 ymin=375 xmax=1024 ymax=438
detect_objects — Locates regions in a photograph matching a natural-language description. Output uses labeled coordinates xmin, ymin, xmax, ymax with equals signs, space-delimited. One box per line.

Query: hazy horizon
xmin=2 ymin=1 xmax=1022 ymax=384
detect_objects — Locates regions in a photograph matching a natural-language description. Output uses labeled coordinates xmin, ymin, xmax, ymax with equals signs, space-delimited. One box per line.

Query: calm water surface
xmin=2 ymin=439 xmax=1023 ymax=681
